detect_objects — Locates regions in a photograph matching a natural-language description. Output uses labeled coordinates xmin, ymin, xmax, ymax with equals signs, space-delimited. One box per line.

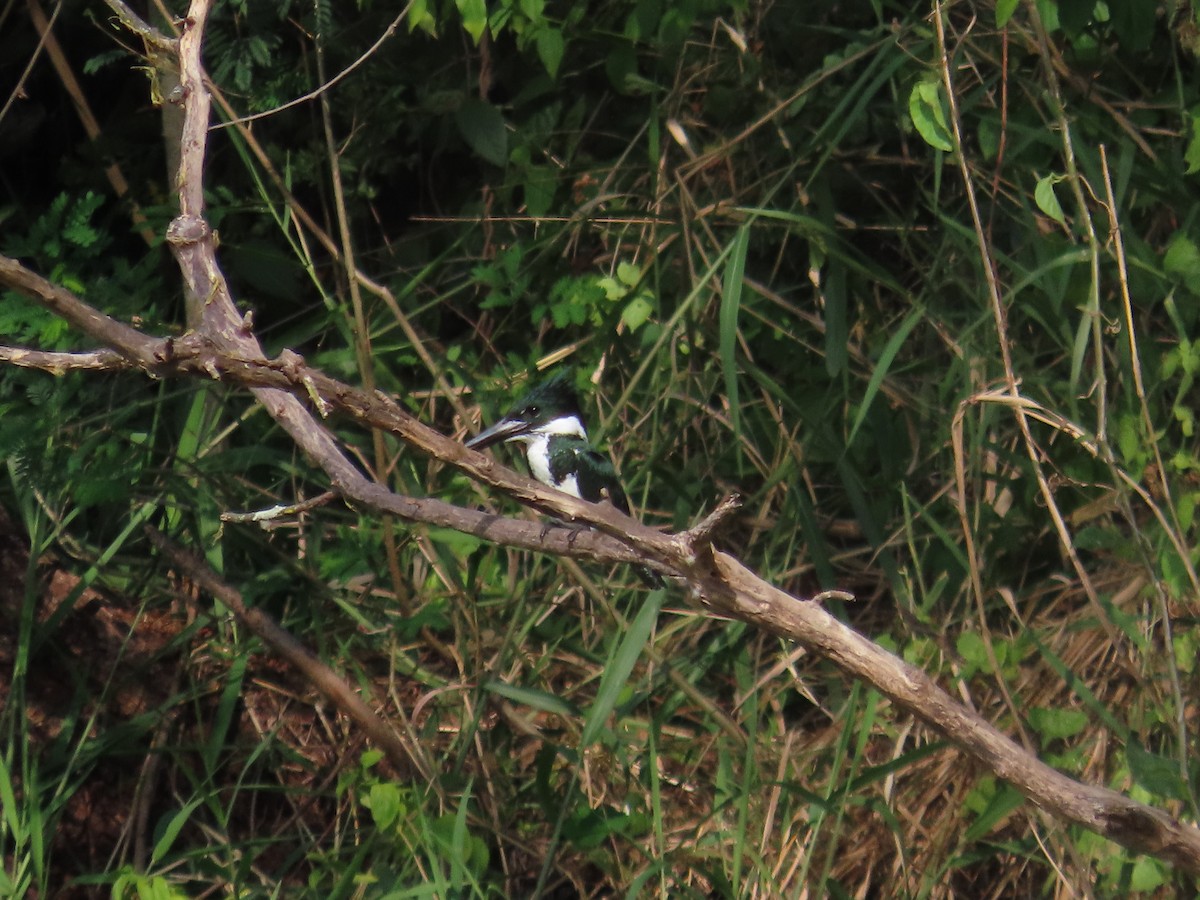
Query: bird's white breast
xmin=519 ymin=433 xmax=582 ymax=499
xmin=507 ymin=415 xmax=587 ymax=499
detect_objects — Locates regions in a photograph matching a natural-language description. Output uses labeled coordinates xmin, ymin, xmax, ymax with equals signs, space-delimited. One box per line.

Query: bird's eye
xmin=528 ymin=406 xmax=539 ymax=416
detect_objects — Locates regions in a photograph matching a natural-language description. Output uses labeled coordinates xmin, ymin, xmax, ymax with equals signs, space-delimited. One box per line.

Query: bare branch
xmin=0 ymin=254 xmax=160 ymax=362
xmin=146 ymin=527 xmax=422 ymax=776
xmin=683 ymin=492 xmax=742 ymax=550
xmin=0 ymin=345 xmax=134 ymax=373
xmin=102 ymin=0 xmax=178 ymax=52
xmin=221 ymin=491 xmax=338 ymax=526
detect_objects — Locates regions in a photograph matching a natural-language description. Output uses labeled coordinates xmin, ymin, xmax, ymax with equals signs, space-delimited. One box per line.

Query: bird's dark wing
xmin=547 ymin=440 xmax=631 ymax=514
xmin=576 ymin=448 xmax=631 ymax=514
xmin=550 ymin=439 xmax=663 ymax=587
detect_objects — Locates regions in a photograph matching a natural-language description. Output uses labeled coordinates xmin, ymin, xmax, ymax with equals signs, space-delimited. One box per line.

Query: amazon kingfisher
xmin=465 ymin=370 xmax=664 ymax=587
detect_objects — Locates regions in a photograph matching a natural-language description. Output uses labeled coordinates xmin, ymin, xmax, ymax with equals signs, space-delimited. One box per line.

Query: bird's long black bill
xmin=464 ymin=417 xmax=529 ymax=450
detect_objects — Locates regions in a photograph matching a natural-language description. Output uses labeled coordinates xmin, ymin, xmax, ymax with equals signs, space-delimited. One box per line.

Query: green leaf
xmin=1026 ymin=706 xmax=1088 ymax=741
xmin=1034 ymin=174 xmax=1066 ymax=225
xmin=1126 ymin=741 xmax=1189 ymax=801
xmin=455 ymin=0 xmax=488 ymax=43
xmin=962 ymin=781 xmax=1024 ymax=842
xmin=956 ymin=631 xmax=989 ymax=672
xmin=407 ymin=0 xmax=437 ymax=35
xmin=995 ymin=0 xmax=1021 ymax=26
xmin=846 ymin=306 xmax=922 ymax=447
xmin=522 ymin=164 xmax=556 ymax=217
xmin=605 ymin=42 xmax=637 ymax=92
xmin=621 ymin=296 xmax=653 ymax=332
xmin=616 ymin=260 xmax=641 ymax=286
xmin=908 ymin=80 xmax=953 ymax=152
xmin=368 ymin=782 xmax=403 ymax=830
xmin=1129 ymin=856 xmax=1168 ymax=892
xmin=203 ymin=652 xmax=247 ymax=772
xmin=520 ymin=0 xmax=545 ymax=19
xmin=427 ymin=527 xmax=483 ymax=555
xmin=455 ymin=99 xmax=508 ymax=166
xmin=1164 ymin=233 xmax=1200 ymax=284
xmin=485 ymin=679 xmax=577 ymax=717
xmin=535 ymin=27 xmax=564 ymax=78
xmin=1185 ymin=116 xmax=1200 ymax=175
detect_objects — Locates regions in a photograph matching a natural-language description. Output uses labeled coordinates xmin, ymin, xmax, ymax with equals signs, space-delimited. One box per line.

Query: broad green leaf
xmin=956 ymin=631 xmax=989 ymax=672
xmin=1165 ymin=233 xmax=1200 ymax=284
xmin=978 ymin=115 xmax=1001 ymax=160
xmin=455 ymin=0 xmax=488 ymax=43
xmin=1174 ymin=629 xmax=1197 ymax=674
xmin=536 ymin=27 xmax=564 ymax=78
xmin=621 ymin=296 xmax=653 ymax=332
xmin=427 ymin=527 xmax=484 ymax=555
xmin=1034 ymin=174 xmax=1066 ymax=225
xmin=908 ymin=80 xmax=953 ymax=152
xmin=1129 ymin=857 xmax=1168 ymax=892
xmin=368 ymin=782 xmax=403 ymax=830
xmin=523 ymin=164 xmax=556 ymax=217
xmin=520 ymin=0 xmax=545 ymax=19
xmin=455 ymin=99 xmax=507 ymax=166
xmin=407 ymin=0 xmax=437 ymax=35
xmin=995 ymin=0 xmax=1021 ymax=26
xmin=1127 ymin=741 xmax=1189 ymax=801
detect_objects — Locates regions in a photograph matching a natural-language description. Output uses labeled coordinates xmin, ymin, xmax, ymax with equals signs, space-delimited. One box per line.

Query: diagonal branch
xmin=147 ymin=527 xmax=422 ymax=776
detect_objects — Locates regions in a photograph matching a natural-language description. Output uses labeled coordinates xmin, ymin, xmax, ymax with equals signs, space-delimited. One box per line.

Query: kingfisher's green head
xmin=466 ymin=370 xmax=588 ymax=450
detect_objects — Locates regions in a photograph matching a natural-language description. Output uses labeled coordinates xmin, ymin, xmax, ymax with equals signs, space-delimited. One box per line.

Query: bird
xmin=465 ymin=370 xmax=665 ymax=588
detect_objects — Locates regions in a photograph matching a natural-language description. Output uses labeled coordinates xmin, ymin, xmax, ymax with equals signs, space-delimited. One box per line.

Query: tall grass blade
xmin=846 ymin=306 xmax=922 ymax=448
xmin=580 ymin=589 xmax=664 ymax=748
xmin=721 ymin=225 xmax=751 ymax=443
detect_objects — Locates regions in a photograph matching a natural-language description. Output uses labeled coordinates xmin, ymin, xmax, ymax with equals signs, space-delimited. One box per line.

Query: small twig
xmin=684 ymin=492 xmax=743 ymax=550
xmin=1 ymin=0 xmax=61 ymax=130
xmin=102 ymin=0 xmax=177 ymax=51
xmin=221 ymin=491 xmax=338 ymax=525
xmin=812 ymin=589 xmax=854 ymax=604
xmin=145 ymin=527 xmax=421 ymax=776
xmin=213 ymin=2 xmax=411 ymax=129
